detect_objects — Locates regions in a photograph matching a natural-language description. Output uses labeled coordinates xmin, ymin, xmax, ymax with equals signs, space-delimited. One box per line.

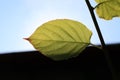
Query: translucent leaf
xmin=95 ymin=0 xmax=120 ymax=20
xmin=26 ymin=19 xmax=92 ymax=61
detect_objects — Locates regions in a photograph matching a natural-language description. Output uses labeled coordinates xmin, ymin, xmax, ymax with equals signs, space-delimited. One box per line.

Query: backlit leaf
xmin=26 ymin=19 xmax=92 ymax=61
xmin=95 ymin=0 xmax=120 ymax=20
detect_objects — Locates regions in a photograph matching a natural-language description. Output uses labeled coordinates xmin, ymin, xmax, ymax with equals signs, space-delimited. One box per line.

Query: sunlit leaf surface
xmin=26 ymin=19 xmax=92 ymax=60
xmin=95 ymin=0 xmax=120 ymax=20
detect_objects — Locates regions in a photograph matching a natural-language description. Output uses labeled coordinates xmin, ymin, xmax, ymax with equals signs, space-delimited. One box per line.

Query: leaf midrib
xmin=31 ymin=39 xmax=90 ymax=44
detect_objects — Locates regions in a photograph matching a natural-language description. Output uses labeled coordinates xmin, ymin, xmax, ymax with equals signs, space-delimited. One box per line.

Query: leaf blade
xmin=95 ymin=0 xmax=120 ymax=20
xmin=27 ymin=19 xmax=92 ymax=60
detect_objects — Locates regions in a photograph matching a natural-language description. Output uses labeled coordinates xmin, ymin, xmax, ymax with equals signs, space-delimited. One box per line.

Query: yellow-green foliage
xmin=95 ymin=0 xmax=120 ymax=20
xmin=27 ymin=19 xmax=92 ymax=60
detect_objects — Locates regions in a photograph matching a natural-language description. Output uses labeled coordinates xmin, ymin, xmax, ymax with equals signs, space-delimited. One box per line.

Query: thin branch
xmin=85 ymin=0 xmax=106 ymax=48
xmin=85 ymin=0 xmax=118 ymax=80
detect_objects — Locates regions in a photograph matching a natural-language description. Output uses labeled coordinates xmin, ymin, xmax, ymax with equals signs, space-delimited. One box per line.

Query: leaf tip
xmin=23 ymin=38 xmax=29 ymax=41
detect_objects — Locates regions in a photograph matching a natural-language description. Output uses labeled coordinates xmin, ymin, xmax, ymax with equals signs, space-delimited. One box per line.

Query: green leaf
xmin=26 ymin=19 xmax=92 ymax=61
xmin=95 ymin=0 xmax=120 ymax=20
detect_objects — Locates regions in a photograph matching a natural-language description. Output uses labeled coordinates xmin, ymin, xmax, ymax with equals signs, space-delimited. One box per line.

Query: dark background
xmin=0 ymin=44 xmax=120 ymax=80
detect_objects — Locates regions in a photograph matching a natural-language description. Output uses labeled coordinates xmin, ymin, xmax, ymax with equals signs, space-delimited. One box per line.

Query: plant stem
xmin=90 ymin=43 xmax=102 ymax=50
xmin=85 ymin=0 xmax=118 ymax=80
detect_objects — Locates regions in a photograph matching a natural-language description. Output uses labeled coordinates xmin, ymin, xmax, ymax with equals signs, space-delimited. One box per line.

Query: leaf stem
xmin=85 ymin=0 xmax=118 ymax=80
xmin=90 ymin=43 xmax=102 ymax=49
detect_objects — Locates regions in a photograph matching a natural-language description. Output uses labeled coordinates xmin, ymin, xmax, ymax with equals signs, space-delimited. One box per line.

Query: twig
xmin=85 ymin=0 xmax=118 ymax=80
